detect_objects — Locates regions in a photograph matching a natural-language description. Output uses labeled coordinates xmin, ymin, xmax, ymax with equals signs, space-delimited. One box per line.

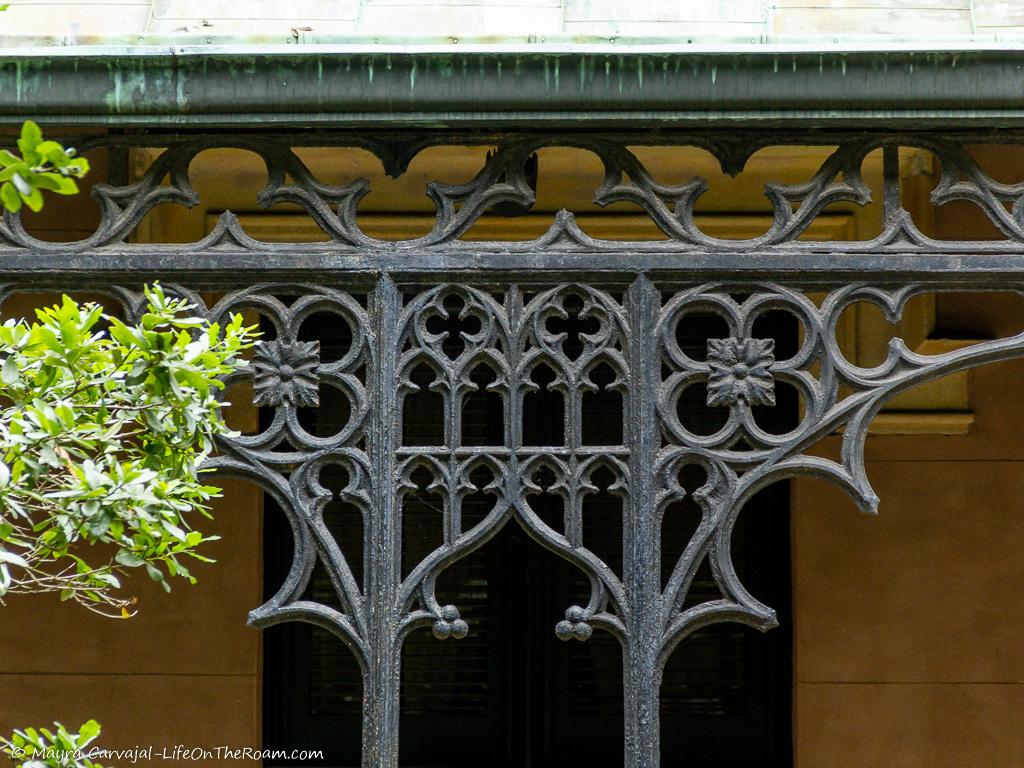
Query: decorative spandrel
xmin=195 ymin=285 xmax=375 ymax=657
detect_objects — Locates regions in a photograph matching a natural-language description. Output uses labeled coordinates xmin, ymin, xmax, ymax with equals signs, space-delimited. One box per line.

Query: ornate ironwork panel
xmin=5 ymin=129 xmax=1024 ymax=766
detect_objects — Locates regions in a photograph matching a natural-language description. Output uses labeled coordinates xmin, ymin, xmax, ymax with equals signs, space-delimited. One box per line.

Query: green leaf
xmin=16 ymin=123 xmax=41 ymax=165
xmin=0 ymin=549 xmax=29 ymax=568
xmin=0 ymin=149 xmax=19 ymax=167
xmin=92 ymin=571 xmax=120 ymax=588
xmin=114 ymin=550 xmax=145 ymax=568
xmin=35 ymin=140 xmax=63 ymax=157
xmin=66 ymin=157 xmax=90 ymax=177
xmin=21 ymin=185 xmax=44 ymax=213
xmin=78 ymin=719 xmax=101 ymax=744
xmin=19 ymin=120 xmax=42 ymax=152
xmin=1 ymin=355 xmax=18 ymax=384
xmin=0 ymin=181 xmax=21 ymax=212
xmin=86 ymin=511 xmax=112 ymax=537
xmin=33 ymin=173 xmax=78 ymax=195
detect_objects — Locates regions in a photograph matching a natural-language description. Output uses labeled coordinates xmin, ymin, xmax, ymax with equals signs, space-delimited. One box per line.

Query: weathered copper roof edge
xmin=1 ymin=44 xmax=1023 ymax=128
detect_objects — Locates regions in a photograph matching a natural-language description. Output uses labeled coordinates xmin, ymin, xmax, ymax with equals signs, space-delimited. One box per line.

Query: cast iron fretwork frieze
xmin=4 ymin=129 xmax=1024 ymax=768
xmin=8 ymin=130 xmax=1024 ymax=259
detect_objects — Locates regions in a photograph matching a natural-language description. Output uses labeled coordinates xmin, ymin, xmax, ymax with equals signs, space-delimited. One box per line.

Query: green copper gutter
xmin=1 ymin=43 xmax=1024 ymax=128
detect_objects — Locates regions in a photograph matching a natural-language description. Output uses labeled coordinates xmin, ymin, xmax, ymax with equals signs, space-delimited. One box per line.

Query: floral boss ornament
xmin=706 ymin=337 xmax=776 ymax=407
xmin=252 ymin=339 xmax=321 ymax=408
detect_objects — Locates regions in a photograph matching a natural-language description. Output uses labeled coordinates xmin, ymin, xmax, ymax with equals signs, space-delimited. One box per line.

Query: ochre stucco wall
xmin=792 ymin=146 xmax=1024 ymax=767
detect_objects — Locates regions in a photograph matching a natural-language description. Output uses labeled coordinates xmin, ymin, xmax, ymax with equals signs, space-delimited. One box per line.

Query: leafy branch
xmin=1 ymin=720 xmax=105 ymax=768
xmin=0 ymin=121 xmax=89 ymax=214
xmin=0 ymin=285 xmax=258 ymax=617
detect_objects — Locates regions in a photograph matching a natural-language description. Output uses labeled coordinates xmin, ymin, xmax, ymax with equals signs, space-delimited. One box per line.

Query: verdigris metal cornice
xmin=2 ymin=43 xmax=1024 ymax=128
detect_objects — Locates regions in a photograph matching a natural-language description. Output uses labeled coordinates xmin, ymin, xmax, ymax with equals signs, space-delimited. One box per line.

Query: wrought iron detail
xmin=252 ymin=339 xmax=322 ymax=408
xmin=706 ymin=337 xmax=777 ymax=407
xmin=5 ymin=128 xmax=1024 ymax=767
xmin=7 ymin=131 xmax=1024 ymax=258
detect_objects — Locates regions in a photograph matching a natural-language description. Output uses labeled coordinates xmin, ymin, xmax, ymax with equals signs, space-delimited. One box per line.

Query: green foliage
xmin=0 ymin=121 xmax=89 ymax=214
xmin=0 ymin=285 xmax=257 ymax=617
xmin=1 ymin=720 xmax=104 ymax=768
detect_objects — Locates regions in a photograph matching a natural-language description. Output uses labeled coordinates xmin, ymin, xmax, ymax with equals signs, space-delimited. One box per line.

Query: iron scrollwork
xmin=5 ymin=128 xmax=1024 ymax=767
xmin=9 ymin=129 xmax=1024 ymax=254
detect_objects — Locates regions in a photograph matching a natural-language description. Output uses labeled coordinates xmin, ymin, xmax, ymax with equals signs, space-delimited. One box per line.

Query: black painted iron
xmin=3 ymin=130 xmax=1023 ymax=767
